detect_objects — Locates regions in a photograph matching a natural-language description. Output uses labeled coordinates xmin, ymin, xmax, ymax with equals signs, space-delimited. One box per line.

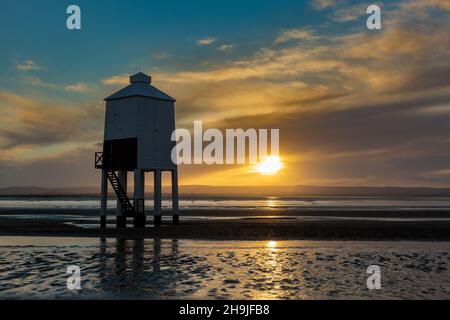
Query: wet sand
xmin=0 ymin=239 xmax=449 ymax=299
xmin=0 ymin=209 xmax=449 ymax=241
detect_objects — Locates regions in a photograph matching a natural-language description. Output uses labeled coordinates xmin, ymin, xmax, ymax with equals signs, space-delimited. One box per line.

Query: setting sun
xmin=255 ymin=156 xmax=283 ymax=175
xmin=267 ymin=241 xmax=278 ymax=248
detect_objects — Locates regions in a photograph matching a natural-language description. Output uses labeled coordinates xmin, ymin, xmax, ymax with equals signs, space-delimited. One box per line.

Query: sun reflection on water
xmin=265 ymin=199 xmax=278 ymax=208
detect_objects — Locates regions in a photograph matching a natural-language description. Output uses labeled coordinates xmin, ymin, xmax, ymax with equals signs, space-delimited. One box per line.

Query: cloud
xmin=311 ymin=0 xmax=337 ymax=10
xmin=332 ymin=4 xmax=368 ymax=22
xmin=105 ymin=2 xmax=450 ymax=126
xmin=425 ymin=169 xmax=450 ymax=177
xmin=16 ymin=60 xmax=44 ymax=72
xmin=401 ymin=0 xmax=450 ymax=11
xmin=65 ymin=83 xmax=88 ymax=93
xmin=217 ymin=44 xmax=235 ymax=52
xmin=152 ymin=52 xmax=172 ymax=60
xmin=142 ymin=2 xmax=450 ymax=187
xmin=0 ymin=91 xmax=102 ymax=152
xmin=154 ymin=46 xmax=342 ymax=85
xmin=311 ymin=1 xmax=377 ymax=23
xmin=275 ymin=28 xmax=317 ymax=44
xmin=4 ymin=0 xmax=450 ymax=187
xmin=147 ymin=7 xmax=450 ymax=125
xmin=197 ymin=37 xmax=217 ymax=46
xmin=21 ymin=76 xmax=57 ymax=89
xmin=209 ymin=92 xmax=450 ymax=186
xmin=102 ymin=74 xmax=129 ymax=86
xmin=22 ymin=76 xmax=91 ymax=93
xmin=414 ymin=104 xmax=450 ymax=115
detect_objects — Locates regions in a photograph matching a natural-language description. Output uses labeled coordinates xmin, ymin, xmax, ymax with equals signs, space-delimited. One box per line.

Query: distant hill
xmin=0 ymin=186 xmax=99 ymax=196
xmin=1 ymin=185 xmax=450 ymax=197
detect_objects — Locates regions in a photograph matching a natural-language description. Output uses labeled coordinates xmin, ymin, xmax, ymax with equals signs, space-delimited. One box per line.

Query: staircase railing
xmin=105 ymin=170 xmax=135 ymax=216
xmin=95 ymin=152 xmax=104 ymax=169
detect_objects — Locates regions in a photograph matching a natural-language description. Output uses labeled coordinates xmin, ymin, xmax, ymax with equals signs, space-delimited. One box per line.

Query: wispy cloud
xmin=16 ymin=60 xmax=44 ymax=72
xmin=197 ymin=37 xmax=217 ymax=46
xmin=152 ymin=52 xmax=172 ymax=60
xmin=275 ymin=28 xmax=317 ymax=44
xmin=65 ymin=83 xmax=88 ymax=93
xmin=332 ymin=4 xmax=368 ymax=22
xmin=311 ymin=0 xmax=375 ymax=22
xmin=22 ymin=76 xmax=57 ymax=89
xmin=22 ymin=76 xmax=89 ymax=93
xmin=102 ymin=74 xmax=129 ymax=86
xmin=217 ymin=44 xmax=235 ymax=52
xmin=311 ymin=0 xmax=337 ymax=10
xmin=401 ymin=0 xmax=450 ymax=11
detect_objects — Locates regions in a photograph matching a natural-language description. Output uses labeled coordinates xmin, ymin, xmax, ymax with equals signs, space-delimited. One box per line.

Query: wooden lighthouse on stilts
xmin=95 ymin=72 xmax=179 ymax=228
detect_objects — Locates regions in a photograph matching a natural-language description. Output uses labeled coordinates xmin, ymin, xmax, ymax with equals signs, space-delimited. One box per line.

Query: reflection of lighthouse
xmin=95 ymin=72 xmax=179 ymax=228
xmin=97 ymin=239 xmax=180 ymax=296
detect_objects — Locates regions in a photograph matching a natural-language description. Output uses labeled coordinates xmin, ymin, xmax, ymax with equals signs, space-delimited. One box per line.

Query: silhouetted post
xmin=154 ymin=170 xmax=162 ymax=227
xmin=100 ymin=170 xmax=108 ymax=228
xmin=172 ymin=169 xmax=179 ymax=225
xmin=116 ymin=170 xmax=127 ymax=228
xmin=134 ymin=169 xmax=146 ymax=227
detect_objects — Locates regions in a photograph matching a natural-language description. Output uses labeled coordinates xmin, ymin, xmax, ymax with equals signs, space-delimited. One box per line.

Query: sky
xmin=0 ymin=0 xmax=450 ymax=188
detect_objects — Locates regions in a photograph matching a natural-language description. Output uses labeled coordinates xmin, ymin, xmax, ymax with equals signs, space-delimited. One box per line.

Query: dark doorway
xmin=103 ymin=138 xmax=137 ymax=170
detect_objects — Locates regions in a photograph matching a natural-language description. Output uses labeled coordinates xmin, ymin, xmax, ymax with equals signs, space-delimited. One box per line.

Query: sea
xmin=1 ymin=195 xmax=450 ymax=211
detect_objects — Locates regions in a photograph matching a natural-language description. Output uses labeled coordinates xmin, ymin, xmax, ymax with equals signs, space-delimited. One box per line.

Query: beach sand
xmin=0 ymin=208 xmax=449 ymax=241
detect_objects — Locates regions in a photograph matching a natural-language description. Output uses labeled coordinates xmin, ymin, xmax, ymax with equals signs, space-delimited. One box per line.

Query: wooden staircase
xmin=105 ymin=170 xmax=135 ymax=216
xmin=95 ymin=152 xmax=136 ymax=217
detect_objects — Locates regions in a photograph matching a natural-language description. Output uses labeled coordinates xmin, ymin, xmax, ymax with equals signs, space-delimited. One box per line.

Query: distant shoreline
xmin=1 ymin=207 xmax=450 ymax=216
xmin=2 ymin=184 xmax=450 ymax=197
xmin=0 ymin=208 xmax=449 ymax=241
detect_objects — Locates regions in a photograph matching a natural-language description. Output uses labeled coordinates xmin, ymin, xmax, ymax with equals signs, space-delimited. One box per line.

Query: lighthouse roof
xmin=105 ymin=72 xmax=176 ymax=102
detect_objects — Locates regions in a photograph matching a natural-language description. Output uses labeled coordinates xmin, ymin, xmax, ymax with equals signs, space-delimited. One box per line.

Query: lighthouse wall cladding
xmin=96 ymin=72 xmax=179 ymax=228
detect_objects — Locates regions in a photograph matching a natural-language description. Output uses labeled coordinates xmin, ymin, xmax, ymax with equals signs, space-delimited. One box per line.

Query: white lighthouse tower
xmin=95 ymin=72 xmax=179 ymax=228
